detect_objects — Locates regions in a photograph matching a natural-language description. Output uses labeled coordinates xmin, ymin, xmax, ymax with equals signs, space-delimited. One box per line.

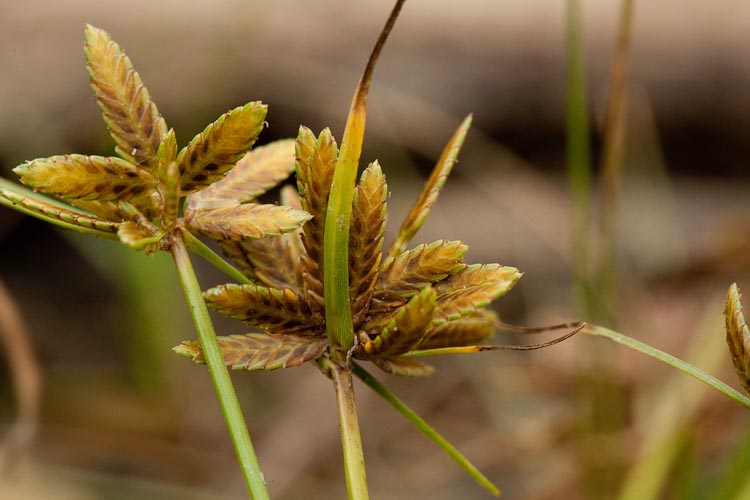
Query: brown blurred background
xmin=1 ymin=1 xmax=749 ymax=499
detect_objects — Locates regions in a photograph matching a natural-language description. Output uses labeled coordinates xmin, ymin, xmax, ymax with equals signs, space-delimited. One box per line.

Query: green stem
xmin=352 ymin=363 xmax=500 ymax=496
xmin=330 ymin=361 xmax=369 ymax=500
xmin=183 ymin=231 xmax=254 ymax=286
xmin=584 ymin=324 xmax=750 ymax=409
xmin=170 ymin=229 xmax=270 ymax=499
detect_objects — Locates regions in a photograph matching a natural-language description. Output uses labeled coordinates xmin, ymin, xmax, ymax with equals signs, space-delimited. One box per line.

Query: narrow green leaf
xmin=175 ymin=332 xmax=327 ymax=371
xmin=14 ymin=154 xmax=155 ymax=202
xmin=352 ymin=363 xmax=500 ymax=496
xmin=84 ymin=24 xmax=167 ymax=171
xmin=177 ymin=102 xmax=267 ymax=194
xmin=584 ymin=324 xmax=750 ymax=409
xmin=323 ymin=0 xmax=406 ymax=353
xmin=384 ymin=115 xmax=472 ymax=266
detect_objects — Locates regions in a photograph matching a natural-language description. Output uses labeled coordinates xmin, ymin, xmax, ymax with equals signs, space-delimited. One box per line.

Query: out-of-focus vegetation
xmin=1 ymin=1 xmax=749 ymax=499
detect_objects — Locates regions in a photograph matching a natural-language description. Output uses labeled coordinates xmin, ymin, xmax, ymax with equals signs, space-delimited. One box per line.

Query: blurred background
xmin=1 ymin=0 xmax=749 ymax=498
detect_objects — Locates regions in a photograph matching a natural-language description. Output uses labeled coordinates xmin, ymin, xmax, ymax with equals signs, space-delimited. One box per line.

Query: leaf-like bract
xmin=295 ymin=127 xmax=338 ymax=311
xmin=373 ymin=356 xmax=435 ymax=377
xmin=349 ymin=161 xmax=387 ymax=327
xmin=204 ymin=283 xmax=323 ymax=334
xmin=84 ymin=25 xmax=167 ymax=171
xmin=385 ymin=115 xmax=472 ymax=264
xmin=416 ymin=310 xmax=497 ymax=350
xmin=433 ymin=264 xmax=521 ymax=325
xmin=174 ymin=333 xmax=327 ymax=371
xmin=177 ymin=102 xmax=267 ymax=194
xmin=186 ymin=203 xmax=311 ymax=241
xmin=374 ymin=240 xmax=467 ymax=311
xmin=364 ymin=287 xmax=436 ymax=357
xmin=726 ymin=283 xmax=750 ymax=395
xmin=14 ymin=154 xmax=155 ymax=202
xmin=187 ymin=139 xmax=296 ymax=212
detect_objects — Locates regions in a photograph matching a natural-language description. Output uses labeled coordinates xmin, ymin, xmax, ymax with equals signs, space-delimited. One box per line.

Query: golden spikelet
xmin=174 ymin=333 xmax=327 ymax=371
xmin=725 ymin=283 xmax=750 ymax=394
xmin=204 ymin=284 xmax=323 ymax=334
xmin=84 ymin=24 xmax=167 ymax=171
xmin=372 ymin=357 xmax=435 ymax=377
xmin=349 ymin=161 xmax=387 ymax=327
xmin=177 ymin=102 xmax=267 ymax=194
xmin=363 ymin=287 xmax=436 ymax=358
xmin=188 ymin=139 xmax=296 ymax=212
xmin=14 ymin=154 xmax=156 ymax=202
xmin=186 ymin=203 xmax=311 ymax=241
xmin=416 ymin=310 xmax=497 ymax=350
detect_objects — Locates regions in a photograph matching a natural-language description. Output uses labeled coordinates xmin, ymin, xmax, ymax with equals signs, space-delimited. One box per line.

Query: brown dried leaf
xmin=372 ymin=356 xmax=435 ymax=377
xmin=177 ymin=102 xmax=267 ymax=194
xmin=187 ymin=139 xmax=296 ymax=212
xmin=385 ymin=115 xmax=472 ymax=264
xmin=204 ymin=283 xmax=323 ymax=334
xmin=14 ymin=155 xmax=155 ymax=202
xmin=726 ymin=283 xmax=750 ymax=394
xmin=84 ymin=25 xmax=167 ymax=171
xmin=349 ymin=161 xmax=387 ymax=327
xmin=174 ymin=333 xmax=327 ymax=371
xmin=187 ymin=203 xmax=311 ymax=241
xmin=363 ymin=287 xmax=436 ymax=358
xmin=433 ymin=264 xmax=521 ymax=325
xmin=295 ymin=127 xmax=338 ymax=310
xmin=372 ymin=240 xmax=467 ymax=312
xmin=416 ymin=310 xmax=497 ymax=350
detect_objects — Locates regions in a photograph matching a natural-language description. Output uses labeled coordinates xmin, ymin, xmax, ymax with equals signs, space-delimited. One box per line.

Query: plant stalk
xmin=170 ymin=229 xmax=270 ymax=500
xmin=330 ymin=361 xmax=369 ymax=500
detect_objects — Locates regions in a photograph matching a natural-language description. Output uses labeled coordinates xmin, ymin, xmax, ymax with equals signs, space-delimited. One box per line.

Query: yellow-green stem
xmin=331 ymin=362 xmax=369 ymax=500
xmin=171 ymin=230 xmax=269 ymax=500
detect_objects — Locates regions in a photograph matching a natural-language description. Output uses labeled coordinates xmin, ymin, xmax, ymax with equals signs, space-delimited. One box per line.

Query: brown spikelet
xmin=372 ymin=240 xmax=467 ymax=312
xmin=177 ymin=102 xmax=267 ymax=194
xmin=13 ymin=155 xmax=156 ymax=202
xmin=0 ymin=187 xmax=119 ymax=233
xmin=433 ymin=264 xmax=521 ymax=325
xmin=186 ymin=203 xmax=311 ymax=241
xmin=385 ymin=115 xmax=472 ymax=264
xmin=187 ymin=139 xmax=296 ymax=212
xmin=296 ymin=127 xmax=338 ymax=310
xmin=725 ymin=283 xmax=750 ymax=395
xmin=174 ymin=333 xmax=327 ymax=371
xmin=204 ymin=283 xmax=323 ymax=334
xmin=71 ymin=192 xmax=162 ymax=222
xmin=373 ymin=356 xmax=435 ymax=377
xmin=84 ymin=25 xmax=167 ymax=171
xmin=363 ymin=287 xmax=436 ymax=357
xmin=416 ymin=310 xmax=497 ymax=350
xmin=349 ymin=161 xmax=387 ymax=327
xmin=219 ymin=230 xmax=304 ymax=292
xmin=117 ymin=221 xmax=159 ymax=253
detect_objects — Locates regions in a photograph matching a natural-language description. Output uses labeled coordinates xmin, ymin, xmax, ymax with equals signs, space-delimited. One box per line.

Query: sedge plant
xmin=0 ymin=2 xmax=580 ymax=498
